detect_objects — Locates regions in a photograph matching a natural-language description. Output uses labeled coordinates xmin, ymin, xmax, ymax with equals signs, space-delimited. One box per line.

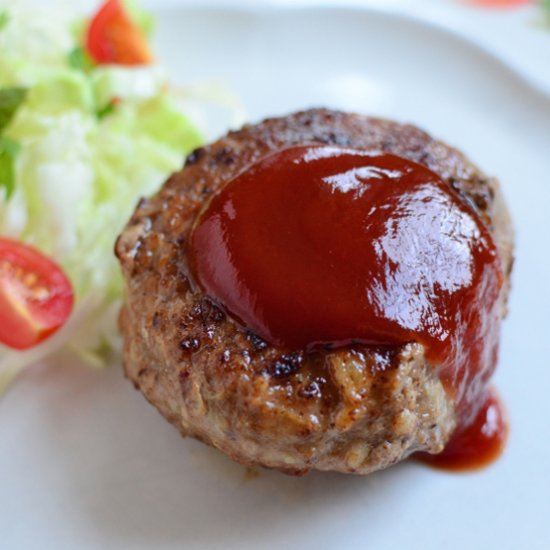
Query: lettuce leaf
xmin=0 ymin=136 xmax=19 ymax=199
xmin=0 ymin=87 xmax=27 ymax=132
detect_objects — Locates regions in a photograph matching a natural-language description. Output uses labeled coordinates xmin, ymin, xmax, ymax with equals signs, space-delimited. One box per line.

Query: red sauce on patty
xmin=189 ymin=145 xmax=507 ymax=470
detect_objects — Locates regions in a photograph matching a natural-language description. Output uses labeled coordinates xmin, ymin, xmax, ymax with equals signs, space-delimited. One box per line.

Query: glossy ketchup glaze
xmin=189 ymin=145 xmax=506 ymax=469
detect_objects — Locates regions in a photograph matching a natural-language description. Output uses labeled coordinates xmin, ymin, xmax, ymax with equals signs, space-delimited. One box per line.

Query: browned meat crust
xmin=115 ymin=109 xmax=513 ymax=475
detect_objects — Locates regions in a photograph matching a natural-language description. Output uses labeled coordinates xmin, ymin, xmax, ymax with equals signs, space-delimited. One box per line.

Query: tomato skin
xmin=86 ymin=0 xmax=153 ymax=66
xmin=0 ymin=239 xmax=74 ymax=351
xmin=466 ymin=0 xmax=531 ymax=7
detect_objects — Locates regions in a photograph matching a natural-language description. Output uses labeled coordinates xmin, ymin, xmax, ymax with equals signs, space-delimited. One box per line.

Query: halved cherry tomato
xmin=466 ymin=0 xmax=531 ymax=7
xmin=0 ymin=239 xmax=74 ymax=351
xmin=85 ymin=0 xmax=153 ymax=66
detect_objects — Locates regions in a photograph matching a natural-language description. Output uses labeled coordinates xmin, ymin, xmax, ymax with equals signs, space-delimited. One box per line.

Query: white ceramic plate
xmin=2 ymin=5 xmax=550 ymax=550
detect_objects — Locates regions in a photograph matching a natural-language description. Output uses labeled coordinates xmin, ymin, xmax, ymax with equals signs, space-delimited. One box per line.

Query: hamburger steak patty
xmin=116 ymin=109 xmax=513 ymax=475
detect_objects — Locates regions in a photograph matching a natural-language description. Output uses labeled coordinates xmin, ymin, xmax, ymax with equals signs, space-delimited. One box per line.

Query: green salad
xmin=0 ymin=1 xmax=204 ymax=390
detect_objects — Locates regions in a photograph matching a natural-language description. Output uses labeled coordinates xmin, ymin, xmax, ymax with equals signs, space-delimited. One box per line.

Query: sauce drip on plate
xmin=189 ymin=145 xmax=506 ymax=469
xmin=417 ymin=387 xmax=508 ymax=470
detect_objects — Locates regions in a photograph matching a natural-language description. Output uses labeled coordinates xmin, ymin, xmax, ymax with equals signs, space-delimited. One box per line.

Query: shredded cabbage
xmin=0 ymin=2 xmax=221 ymax=390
